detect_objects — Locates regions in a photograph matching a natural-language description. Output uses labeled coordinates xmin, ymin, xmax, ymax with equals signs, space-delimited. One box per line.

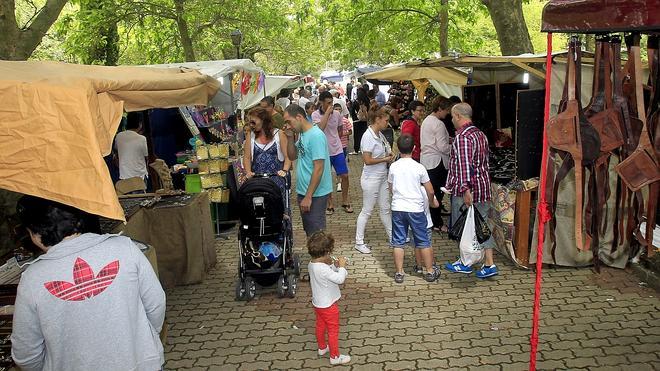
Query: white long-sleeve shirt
xmin=420 ymin=114 xmax=451 ymax=170
xmin=308 ymin=262 xmax=347 ymax=308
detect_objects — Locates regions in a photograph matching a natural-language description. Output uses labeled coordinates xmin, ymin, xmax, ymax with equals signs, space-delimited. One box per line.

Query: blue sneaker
xmin=444 ymin=261 xmax=473 ymax=274
xmin=475 ymin=265 xmax=499 ymax=279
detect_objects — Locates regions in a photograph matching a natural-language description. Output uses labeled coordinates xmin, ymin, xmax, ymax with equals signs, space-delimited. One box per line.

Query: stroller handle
xmin=253 ymin=171 xmax=291 ymax=189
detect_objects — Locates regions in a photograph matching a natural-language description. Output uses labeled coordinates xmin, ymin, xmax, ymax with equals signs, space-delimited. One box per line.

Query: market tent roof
xmin=363 ymin=63 xmax=467 ymax=85
xmin=541 ymin=0 xmax=660 ymax=33
xmin=0 ymin=60 xmax=219 ymax=221
xmin=148 ymin=59 xmax=262 ymax=79
xmin=240 ymin=75 xmax=303 ymax=110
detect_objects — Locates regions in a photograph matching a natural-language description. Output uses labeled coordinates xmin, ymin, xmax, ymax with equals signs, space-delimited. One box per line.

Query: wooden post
xmin=514 ymin=189 xmax=533 ymax=266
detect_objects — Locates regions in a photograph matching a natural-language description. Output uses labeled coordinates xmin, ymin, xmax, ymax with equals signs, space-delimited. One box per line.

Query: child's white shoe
xmin=330 ymin=354 xmax=351 ymax=365
xmin=318 ymin=346 xmax=329 ymax=356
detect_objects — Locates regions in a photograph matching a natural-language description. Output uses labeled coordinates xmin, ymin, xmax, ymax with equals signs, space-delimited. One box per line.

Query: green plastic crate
xmin=185 ymin=174 xmax=202 ymax=193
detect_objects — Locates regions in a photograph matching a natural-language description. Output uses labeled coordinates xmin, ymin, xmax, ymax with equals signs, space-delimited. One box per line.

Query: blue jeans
xmin=391 ymin=211 xmax=431 ymax=248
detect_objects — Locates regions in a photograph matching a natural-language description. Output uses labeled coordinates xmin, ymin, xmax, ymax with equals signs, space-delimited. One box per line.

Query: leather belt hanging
xmin=546 ymin=37 xmax=601 ymax=252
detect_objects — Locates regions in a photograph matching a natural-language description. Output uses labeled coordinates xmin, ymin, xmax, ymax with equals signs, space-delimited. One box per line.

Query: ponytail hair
xmin=368 ymin=106 xmax=389 ymax=125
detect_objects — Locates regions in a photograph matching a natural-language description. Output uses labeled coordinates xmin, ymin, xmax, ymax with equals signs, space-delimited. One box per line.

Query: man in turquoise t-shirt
xmin=283 ymin=104 xmax=332 ymax=236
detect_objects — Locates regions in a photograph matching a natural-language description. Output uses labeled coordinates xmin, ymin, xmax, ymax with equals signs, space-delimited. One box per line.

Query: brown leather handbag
xmin=615 ymin=36 xmax=660 ymax=192
xmin=547 ymin=38 xmax=601 ymax=251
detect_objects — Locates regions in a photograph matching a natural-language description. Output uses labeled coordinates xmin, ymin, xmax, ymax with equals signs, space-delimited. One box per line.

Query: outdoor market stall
xmin=364 ymin=55 xmax=585 ymax=267
xmin=529 ymin=1 xmax=660 ymax=369
xmin=0 ymin=60 xmax=220 ymax=282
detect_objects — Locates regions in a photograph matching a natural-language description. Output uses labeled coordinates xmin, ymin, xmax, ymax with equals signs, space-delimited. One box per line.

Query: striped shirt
xmin=446 ymin=123 xmax=492 ymax=202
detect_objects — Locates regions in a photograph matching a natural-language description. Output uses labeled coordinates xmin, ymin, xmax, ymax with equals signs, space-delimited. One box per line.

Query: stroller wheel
xmin=245 ymin=277 xmax=257 ymax=301
xmin=276 ymin=275 xmax=287 ymax=298
xmin=235 ymin=279 xmax=247 ymax=301
xmin=292 ymin=254 xmax=301 ymax=277
xmin=286 ymin=275 xmax=297 ymax=298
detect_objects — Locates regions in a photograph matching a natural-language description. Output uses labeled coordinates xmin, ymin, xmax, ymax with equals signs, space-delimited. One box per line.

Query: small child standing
xmin=413 ymin=185 xmax=438 ymax=275
xmin=388 ymin=134 xmax=440 ymax=283
xmin=307 ymin=231 xmax=351 ymax=366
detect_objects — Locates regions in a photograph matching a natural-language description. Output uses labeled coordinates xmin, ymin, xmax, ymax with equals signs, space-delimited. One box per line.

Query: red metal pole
xmin=529 ymin=32 xmax=553 ymax=371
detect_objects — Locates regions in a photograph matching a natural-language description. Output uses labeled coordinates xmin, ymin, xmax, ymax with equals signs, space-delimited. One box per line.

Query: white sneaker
xmin=337 ymin=183 xmax=342 ymax=192
xmin=318 ymin=346 xmax=329 ymax=356
xmin=330 ymin=354 xmax=351 ymax=365
xmin=354 ymin=244 xmax=371 ymax=254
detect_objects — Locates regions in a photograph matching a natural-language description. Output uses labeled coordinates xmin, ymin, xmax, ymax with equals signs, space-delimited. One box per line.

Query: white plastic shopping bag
xmin=459 ymin=206 xmax=485 ymax=267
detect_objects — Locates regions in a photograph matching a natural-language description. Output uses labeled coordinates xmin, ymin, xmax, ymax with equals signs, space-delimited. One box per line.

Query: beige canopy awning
xmin=0 ymin=60 xmax=220 ymax=221
xmin=364 ymin=63 xmax=467 ymax=85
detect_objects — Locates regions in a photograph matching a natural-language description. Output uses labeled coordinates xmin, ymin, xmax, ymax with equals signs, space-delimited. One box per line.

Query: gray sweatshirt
xmin=11 ymin=233 xmax=166 ymax=371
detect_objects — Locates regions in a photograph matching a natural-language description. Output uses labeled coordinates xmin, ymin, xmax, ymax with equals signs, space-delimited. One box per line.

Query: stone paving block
xmin=163 ymin=157 xmax=660 ymax=370
xmin=383 ymin=360 xmax=416 ymax=370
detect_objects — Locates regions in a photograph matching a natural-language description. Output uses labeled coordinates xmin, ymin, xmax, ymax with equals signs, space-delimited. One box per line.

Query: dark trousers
xmin=427 ymin=162 xmax=448 ymax=228
xmin=353 ymin=121 xmax=368 ymax=153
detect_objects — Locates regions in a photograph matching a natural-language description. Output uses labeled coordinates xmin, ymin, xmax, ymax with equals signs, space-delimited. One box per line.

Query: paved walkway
xmin=163 ymin=156 xmax=659 ymax=370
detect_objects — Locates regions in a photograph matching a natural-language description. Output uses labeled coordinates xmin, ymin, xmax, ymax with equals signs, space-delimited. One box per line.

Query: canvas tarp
xmin=364 ymin=63 xmax=467 ymax=85
xmin=0 ymin=60 xmax=219 ymax=221
xmin=241 ymin=75 xmax=302 ymax=110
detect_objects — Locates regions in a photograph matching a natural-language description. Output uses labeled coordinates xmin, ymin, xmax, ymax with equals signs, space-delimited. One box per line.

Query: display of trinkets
xmin=200 ymin=173 xmax=227 ymax=189
xmin=489 ymin=147 xmax=516 ymax=185
xmin=209 ymin=188 xmax=230 ymax=203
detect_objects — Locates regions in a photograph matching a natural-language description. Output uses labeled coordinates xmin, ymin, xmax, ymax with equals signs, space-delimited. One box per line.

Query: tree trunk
xmin=82 ymin=0 xmax=119 ymax=65
xmin=173 ymin=0 xmax=195 ymax=62
xmin=481 ymin=0 xmax=534 ymax=55
xmin=0 ymin=0 xmax=68 ymax=60
xmin=438 ymin=0 xmax=449 ymax=56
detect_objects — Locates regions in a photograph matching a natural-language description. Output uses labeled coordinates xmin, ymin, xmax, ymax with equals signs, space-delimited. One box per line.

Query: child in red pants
xmin=307 ymin=231 xmax=350 ymax=366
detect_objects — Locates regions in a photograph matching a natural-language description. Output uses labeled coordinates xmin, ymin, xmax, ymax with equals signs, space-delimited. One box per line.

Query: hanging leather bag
xmin=615 ymin=35 xmax=660 ymax=192
xmin=547 ymin=38 xmax=601 ymax=251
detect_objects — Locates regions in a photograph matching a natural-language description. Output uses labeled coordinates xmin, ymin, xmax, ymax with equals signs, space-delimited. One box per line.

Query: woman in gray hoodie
xmin=11 ymin=196 xmax=166 ymax=371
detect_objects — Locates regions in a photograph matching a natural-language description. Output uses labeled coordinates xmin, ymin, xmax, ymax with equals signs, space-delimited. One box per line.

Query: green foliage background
xmin=19 ymin=0 xmax=563 ymax=74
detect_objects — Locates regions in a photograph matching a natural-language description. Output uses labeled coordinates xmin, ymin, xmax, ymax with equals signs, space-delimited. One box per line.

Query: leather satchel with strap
xmin=615 ymin=35 xmax=660 ymax=193
xmin=546 ymin=38 xmax=601 ymax=252
xmin=583 ymin=38 xmax=625 ymax=263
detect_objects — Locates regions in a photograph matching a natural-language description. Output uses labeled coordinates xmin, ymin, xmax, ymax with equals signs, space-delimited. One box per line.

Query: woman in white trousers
xmin=355 ymin=107 xmax=394 ymax=254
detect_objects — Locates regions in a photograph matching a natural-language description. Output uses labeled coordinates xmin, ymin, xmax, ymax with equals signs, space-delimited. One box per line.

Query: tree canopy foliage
xmin=4 ymin=0 xmax=560 ymax=74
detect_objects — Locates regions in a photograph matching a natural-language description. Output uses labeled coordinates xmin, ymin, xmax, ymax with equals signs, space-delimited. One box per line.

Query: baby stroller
xmin=235 ymin=173 xmax=300 ymax=301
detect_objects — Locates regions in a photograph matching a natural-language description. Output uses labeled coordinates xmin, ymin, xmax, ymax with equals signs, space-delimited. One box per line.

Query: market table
xmin=102 ymin=193 xmax=216 ymax=288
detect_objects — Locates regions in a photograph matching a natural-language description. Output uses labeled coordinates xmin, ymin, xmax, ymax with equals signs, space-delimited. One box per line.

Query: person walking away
xmin=374 ymin=84 xmax=387 ymax=106
xmin=283 ymin=105 xmax=333 ymax=236
xmin=307 ymin=231 xmax=350 ymax=366
xmin=260 ymin=96 xmax=286 ymax=129
xmin=420 ymin=96 xmax=453 ymax=233
xmin=11 ymin=196 xmax=166 ymax=371
xmin=276 ymin=89 xmax=291 ymax=111
xmin=242 ymin=107 xmax=292 ymax=211
xmin=444 ymin=103 xmax=498 ymax=279
xmin=354 ymin=107 xmax=394 ymax=254
xmin=400 ymin=101 xmax=425 ymax=162
xmin=114 ymin=113 xmax=148 ymax=183
xmin=352 ymin=87 xmax=370 ymax=154
xmin=313 ymin=91 xmax=353 ymax=215
xmin=388 ymin=134 xmax=441 ymax=283
xmin=298 ymin=89 xmax=311 ymax=109
xmin=335 ymin=103 xmax=353 ymax=162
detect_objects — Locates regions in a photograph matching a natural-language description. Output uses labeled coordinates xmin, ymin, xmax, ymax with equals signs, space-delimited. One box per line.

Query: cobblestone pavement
xmin=164 ymin=156 xmax=660 ymax=370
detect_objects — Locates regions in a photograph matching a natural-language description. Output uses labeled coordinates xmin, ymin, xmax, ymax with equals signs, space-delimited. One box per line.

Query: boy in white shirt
xmin=307 ymin=231 xmax=351 ymax=366
xmin=388 ymin=134 xmax=440 ymax=283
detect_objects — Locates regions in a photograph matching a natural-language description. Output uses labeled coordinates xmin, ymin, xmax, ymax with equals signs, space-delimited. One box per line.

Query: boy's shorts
xmin=391 ymin=211 xmax=431 ymax=248
xmin=330 ymin=153 xmax=349 ymax=176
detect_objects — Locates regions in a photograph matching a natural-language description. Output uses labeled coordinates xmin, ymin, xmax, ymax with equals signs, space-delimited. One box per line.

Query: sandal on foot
xmin=325 ymin=207 xmax=335 ymax=215
xmin=342 ymin=204 xmax=354 ymax=213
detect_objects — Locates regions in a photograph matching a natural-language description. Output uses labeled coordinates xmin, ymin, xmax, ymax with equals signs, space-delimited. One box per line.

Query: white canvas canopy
xmin=240 ymin=75 xmax=302 ymax=110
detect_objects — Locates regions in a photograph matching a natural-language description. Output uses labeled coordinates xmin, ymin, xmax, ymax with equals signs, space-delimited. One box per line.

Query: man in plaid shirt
xmin=444 ymin=103 xmax=498 ymax=279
